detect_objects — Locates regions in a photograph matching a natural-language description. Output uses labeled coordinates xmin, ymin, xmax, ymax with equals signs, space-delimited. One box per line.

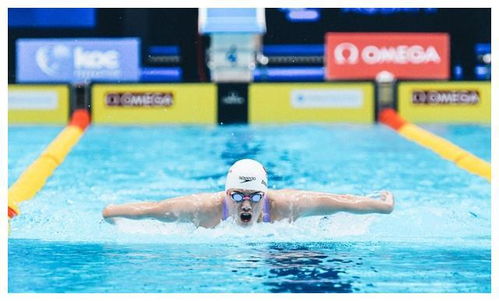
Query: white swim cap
xmin=225 ymin=159 xmax=268 ymax=193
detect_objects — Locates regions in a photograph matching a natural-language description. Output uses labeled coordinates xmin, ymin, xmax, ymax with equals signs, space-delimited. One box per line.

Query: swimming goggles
xmin=230 ymin=191 xmax=264 ymax=203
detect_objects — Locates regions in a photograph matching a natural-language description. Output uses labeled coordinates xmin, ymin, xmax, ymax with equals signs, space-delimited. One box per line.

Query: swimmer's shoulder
xmin=266 ymin=189 xmax=300 ymax=208
xmin=191 ymin=191 xmax=225 ymax=228
xmin=266 ymin=189 xmax=299 ymax=221
xmin=167 ymin=191 xmax=224 ymax=212
xmin=267 ymin=189 xmax=298 ymax=201
xmin=193 ymin=191 xmax=225 ymax=209
xmin=211 ymin=191 xmax=225 ymax=207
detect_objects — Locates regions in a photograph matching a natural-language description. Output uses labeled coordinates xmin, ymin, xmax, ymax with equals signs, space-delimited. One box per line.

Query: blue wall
xmin=9 ymin=8 xmax=96 ymax=28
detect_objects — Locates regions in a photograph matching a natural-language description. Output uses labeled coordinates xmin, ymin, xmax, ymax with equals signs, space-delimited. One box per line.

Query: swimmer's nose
xmin=241 ymin=202 xmax=252 ymax=212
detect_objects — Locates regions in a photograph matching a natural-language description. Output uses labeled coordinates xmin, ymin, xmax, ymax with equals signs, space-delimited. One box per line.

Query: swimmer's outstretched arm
xmin=270 ymin=190 xmax=394 ymax=220
xmin=102 ymin=192 xmax=224 ymax=227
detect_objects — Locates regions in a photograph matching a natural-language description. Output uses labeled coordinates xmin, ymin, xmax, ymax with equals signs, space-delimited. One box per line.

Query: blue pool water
xmin=8 ymin=124 xmax=491 ymax=293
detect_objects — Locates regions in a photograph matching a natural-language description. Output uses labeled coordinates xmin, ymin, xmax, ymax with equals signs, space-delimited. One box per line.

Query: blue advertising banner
xmin=17 ymin=38 xmax=140 ymax=83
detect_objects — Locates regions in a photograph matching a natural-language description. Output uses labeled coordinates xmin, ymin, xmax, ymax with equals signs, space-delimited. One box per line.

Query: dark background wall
xmin=8 ymin=8 xmax=491 ymax=83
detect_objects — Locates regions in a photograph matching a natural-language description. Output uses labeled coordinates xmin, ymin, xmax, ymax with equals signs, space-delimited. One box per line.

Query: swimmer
xmin=102 ymin=159 xmax=394 ymax=228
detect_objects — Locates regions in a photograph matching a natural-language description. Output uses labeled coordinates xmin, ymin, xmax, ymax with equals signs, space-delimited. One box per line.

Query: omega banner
xmin=91 ymin=84 xmax=217 ymax=124
xmin=397 ymin=81 xmax=490 ymax=123
xmin=325 ymin=33 xmax=450 ymax=80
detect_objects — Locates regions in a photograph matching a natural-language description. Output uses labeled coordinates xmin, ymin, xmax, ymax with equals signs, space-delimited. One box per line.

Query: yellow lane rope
xmin=8 ymin=109 xmax=91 ymax=219
xmin=379 ymin=108 xmax=490 ymax=181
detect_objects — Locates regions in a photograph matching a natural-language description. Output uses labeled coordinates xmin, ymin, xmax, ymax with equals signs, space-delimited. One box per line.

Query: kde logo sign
xmin=35 ymin=45 xmax=72 ymax=77
xmin=17 ymin=38 xmax=140 ymax=83
xmin=325 ymin=33 xmax=449 ymax=80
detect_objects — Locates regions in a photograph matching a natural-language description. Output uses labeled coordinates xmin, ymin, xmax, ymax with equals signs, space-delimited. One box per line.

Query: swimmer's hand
xmin=102 ymin=205 xmax=117 ymax=224
xmin=378 ymin=191 xmax=395 ymax=213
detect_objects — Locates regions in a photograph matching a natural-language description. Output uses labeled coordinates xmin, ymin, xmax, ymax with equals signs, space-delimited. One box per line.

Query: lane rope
xmin=379 ymin=108 xmax=490 ymax=181
xmin=8 ymin=109 xmax=91 ymax=219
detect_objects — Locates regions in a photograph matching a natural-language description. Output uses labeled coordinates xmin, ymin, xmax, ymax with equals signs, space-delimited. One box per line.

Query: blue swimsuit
xmin=222 ymin=197 xmax=271 ymax=223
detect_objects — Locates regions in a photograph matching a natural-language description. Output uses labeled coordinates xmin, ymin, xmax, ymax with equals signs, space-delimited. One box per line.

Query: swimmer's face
xmin=226 ymin=189 xmax=265 ymax=227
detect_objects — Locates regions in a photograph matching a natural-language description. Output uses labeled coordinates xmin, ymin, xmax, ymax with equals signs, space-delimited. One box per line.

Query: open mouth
xmin=240 ymin=212 xmax=252 ymax=223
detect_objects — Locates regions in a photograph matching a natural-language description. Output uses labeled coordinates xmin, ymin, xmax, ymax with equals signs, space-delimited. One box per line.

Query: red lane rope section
xmin=8 ymin=207 xmax=17 ymax=218
xmin=69 ymin=109 xmax=91 ymax=130
xmin=378 ymin=108 xmax=407 ymax=130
